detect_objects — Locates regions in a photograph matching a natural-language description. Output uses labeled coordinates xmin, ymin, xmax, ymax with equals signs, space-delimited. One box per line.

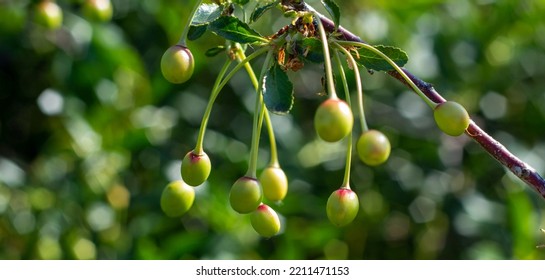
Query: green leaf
xmin=354 ymin=45 xmax=409 ymax=72
xmin=208 ymin=16 xmax=267 ymax=44
xmin=187 ymin=24 xmax=208 ymax=41
xmin=250 ymin=0 xmax=279 ymax=23
xmin=321 ymin=0 xmax=340 ymax=28
xmin=187 ymin=3 xmax=223 ymax=41
xmin=205 ymin=46 xmax=226 ymax=57
xmin=191 ymin=3 xmax=222 ymax=26
xmin=233 ymin=0 xmax=250 ymax=6
xmin=263 ymin=64 xmax=294 ymax=115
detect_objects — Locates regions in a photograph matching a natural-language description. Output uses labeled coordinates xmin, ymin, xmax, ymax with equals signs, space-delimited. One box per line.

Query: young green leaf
xmin=187 ymin=24 xmax=208 ymax=41
xmin=250 ymin=0 xmax=279 ymax=23
xmin=295 ymin=38 xmax=325 ymax=63
xmin=208 ymin=16 xmax=267 ymax=44
xmin=187 ymin=3 xmax=222 ymax=41
xmin=263 ymin=63 xmax=294 ymax=114
xmin=321 ymin=0 xmax=340 ymax=28
xmin=354 ymin=45 xmax=409 ymax=72
xmin=191 ymin=3 xmax=222 ymax=26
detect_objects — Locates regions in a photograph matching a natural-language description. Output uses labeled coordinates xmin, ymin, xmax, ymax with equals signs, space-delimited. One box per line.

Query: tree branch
xmin=308 ymin=3 xmax=545 ymax=199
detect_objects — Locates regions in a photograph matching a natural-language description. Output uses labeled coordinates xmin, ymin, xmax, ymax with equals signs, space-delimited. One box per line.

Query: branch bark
xmin=307 ymin=3 xmax=545 ymax=199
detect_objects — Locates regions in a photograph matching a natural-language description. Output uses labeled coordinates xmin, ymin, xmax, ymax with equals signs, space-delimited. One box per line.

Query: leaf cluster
xmin=188 ymin=0 xmax=408 ymax=115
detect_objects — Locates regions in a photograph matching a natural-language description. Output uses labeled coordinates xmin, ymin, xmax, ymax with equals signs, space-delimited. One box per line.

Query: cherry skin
xmin=161 ymin=45 xmax=195 ymax=84
xmin=181 ymin=150 xmax=211 ymax=187
xmin=259 ymin=166 xmax=288 ymax=202
xmin=433 ymin=101 xmax=470 ymax=136
xmin=34 ymin=1 xmax=63 ymax=30
xmin=160 ymin=180 xmax=195 ymax=217
xmin=356 ymin=130 xmax=391 ymax=166
xmin=229 ymin=176 xmax=262 ymax=214
xmin=82 ymin=0 xmax=113 ymax=22
xmin=251 ymin=203 xmax=281 ymax=237
xmin=314 ymin=98 xmax=354 ymax=142
xmin=326 ymin=188 xmax=359 ymax=227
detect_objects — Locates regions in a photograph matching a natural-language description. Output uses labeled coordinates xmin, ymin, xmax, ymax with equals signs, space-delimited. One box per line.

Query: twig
xmin=305 ymin=3 xmax=545 ymax=199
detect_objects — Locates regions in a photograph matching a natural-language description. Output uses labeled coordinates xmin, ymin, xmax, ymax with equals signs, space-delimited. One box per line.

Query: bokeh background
xmin=1 ymin=0 xmax=545 ymax=260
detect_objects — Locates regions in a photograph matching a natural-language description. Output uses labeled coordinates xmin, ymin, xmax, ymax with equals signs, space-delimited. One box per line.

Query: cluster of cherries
xmin=159 ymin=2 xmax=470 ymax=238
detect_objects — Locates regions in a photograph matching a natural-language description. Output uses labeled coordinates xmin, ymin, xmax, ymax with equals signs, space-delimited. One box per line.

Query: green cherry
xmin=259 ymin=166 xmax=288 ymax=202
xmin=161 ymin=45 xmax=195 ymax=84
xmin=326 ymin=188 xmax=359 ymax=227
xmin=181 ymin=150 xmax=211 ymax=187
xmin=251 ymin=203 xmax=281 ymax=238
xmin=82 ymin=0 xmax=113 ymax=22
xmin=34 ymin=1 xmax=63 ymax=30
xmin=314 ymin=98 xmax=354 ymax=142
xmin=433 ymin=101 xmax=470 ymax=136
xmin=356 ymin=130 xmax=391 ymax=166
xmin=229 ymin=176 xmax=263 ymax=214
xmin=160 ymin=180 xmax=195 ymax=217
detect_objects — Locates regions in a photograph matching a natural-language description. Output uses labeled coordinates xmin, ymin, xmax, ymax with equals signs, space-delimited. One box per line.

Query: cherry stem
xmin=334 ymin=42 xmax=369 ymax=132
xmin=178 ymin=0 xmax=204 ymax=46
xmin=194 ymin=59 xmax=232 ymax=154
xmin=264 ymin=111 xmax=280 ymax=168
xmin=237 ymin=48 xmax=280 ymax=168
xmin=194 ymin=47 xmax=269 ymax=153
xmin=334 ymin=50 xmax=353 ymax=188
xmin=244 ymin=48 xmax=275 ymax=178
xmin=306 ymin=3 xmax=545 ymax=198
xmin=314 ymin=12 xmax=338 ymax=100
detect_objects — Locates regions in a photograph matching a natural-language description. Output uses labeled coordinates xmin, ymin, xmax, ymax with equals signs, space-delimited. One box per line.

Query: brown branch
xmin=308 ymin=3 xmax=545 ymax=199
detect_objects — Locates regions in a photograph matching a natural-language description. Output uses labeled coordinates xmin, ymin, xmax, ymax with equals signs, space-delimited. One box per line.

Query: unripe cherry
xmin=314 ymin=98 xmax=354 ymax=142
xmin=251 ymin=203 xmax=281 ymax=237
xmin=326 ymin=188 xmax=359 ymax=227
xmin=34 ymin=0 xmax=63 ymax=30
xmin=181 ymin=150 xmax=211 ymax=187
xmin=161 ymin=45 xmax=195 ymax=84
xmin=160 ymin=180 xmax=195 ymax=217
xmin=433 ymin=101 xmax=470 ymax=136
xmin=356 ymin=130 xmax=391 ymax=166
xmin=229 ymin=176 xmax=262 ymax=214
xmin=259 ymin=166 xmax=288 ymax=202
xmin=82 ymin=0 xmax=113 ymax=22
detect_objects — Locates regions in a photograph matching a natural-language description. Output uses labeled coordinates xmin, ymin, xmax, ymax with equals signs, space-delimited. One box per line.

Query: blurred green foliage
xmin=1 ymin=0 xmax=545 ymax=260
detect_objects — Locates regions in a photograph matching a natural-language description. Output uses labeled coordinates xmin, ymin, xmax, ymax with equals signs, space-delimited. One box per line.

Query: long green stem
xmin=178 ymin=0 xmax=204 ymax=46
xmin=254 ymin=105 xmax=267 ymax=167
xmin=336 ymin=41 xmax=437 ymax=109
xmin=264 ymin=111 xmax=279 ymax=167
xmin=314 ymin=13 xmax=337 ymax=99
xmin=194 ymin=47 xmax=269 ymax=153
xmin=236 ymin=47 xmax=280 ymax=167
xmin=244 ymin=49 xmax=275 ymax=178
xmin=333 ymin=51 xmax=353 ymax=188
xmin=194 ymin=60 xmax=232 ymax=154
xmin=333 ymin=42 xmax=368 ymax=132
